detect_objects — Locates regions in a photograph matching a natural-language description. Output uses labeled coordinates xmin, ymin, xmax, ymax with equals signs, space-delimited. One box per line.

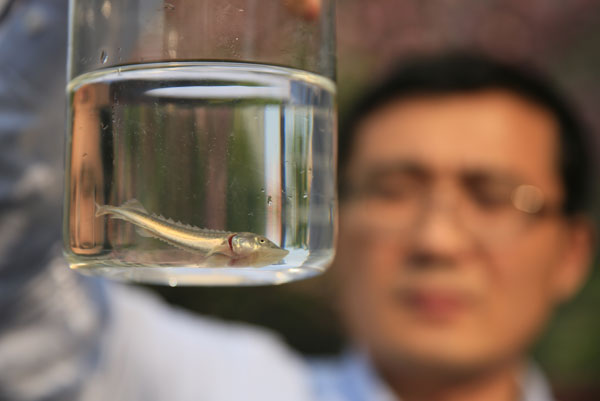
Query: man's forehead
xmin=348 ymin=91 xmax=562 ymax=189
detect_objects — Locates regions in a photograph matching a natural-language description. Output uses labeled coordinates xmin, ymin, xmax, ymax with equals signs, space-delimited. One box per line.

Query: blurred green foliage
xmin=534 ymin=263 xmax=600 ymax=390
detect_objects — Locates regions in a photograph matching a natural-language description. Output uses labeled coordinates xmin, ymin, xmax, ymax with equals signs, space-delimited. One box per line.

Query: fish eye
xmin=259 ymin=239 xmax=266 ymax=244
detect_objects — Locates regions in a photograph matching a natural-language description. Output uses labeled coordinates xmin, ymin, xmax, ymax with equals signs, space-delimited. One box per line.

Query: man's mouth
xmin=397 ymin=287 xmax=473 ymax=323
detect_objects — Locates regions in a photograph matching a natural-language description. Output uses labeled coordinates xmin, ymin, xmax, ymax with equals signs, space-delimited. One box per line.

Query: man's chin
xmin=371 ymin=341 xmax=516 ymax=381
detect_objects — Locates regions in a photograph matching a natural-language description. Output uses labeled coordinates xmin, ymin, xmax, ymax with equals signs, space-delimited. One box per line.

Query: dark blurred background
xmin=148 ymin=1 xmax=600 ymax=400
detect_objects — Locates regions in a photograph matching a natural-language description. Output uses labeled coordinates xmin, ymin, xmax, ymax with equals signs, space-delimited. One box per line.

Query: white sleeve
xmin=80 ymin=283 xmax=314 ymax=401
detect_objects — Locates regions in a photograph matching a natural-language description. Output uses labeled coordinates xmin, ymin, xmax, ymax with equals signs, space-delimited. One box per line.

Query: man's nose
xmin=407 ymin=188 xmax=474 ymax=269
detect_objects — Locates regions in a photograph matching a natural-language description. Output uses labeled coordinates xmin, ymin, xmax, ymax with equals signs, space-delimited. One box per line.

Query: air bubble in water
xmin=267 ymin=196 xmax=273 ymax=206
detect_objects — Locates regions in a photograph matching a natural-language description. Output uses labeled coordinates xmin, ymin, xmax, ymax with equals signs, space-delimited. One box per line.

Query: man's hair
xmin=339 ymin=52 xmax=593 ymax=215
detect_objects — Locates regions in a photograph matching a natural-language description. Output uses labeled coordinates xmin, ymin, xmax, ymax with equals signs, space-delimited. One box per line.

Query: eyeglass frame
xmin=339 ymin=161 xmax=567 ymax=243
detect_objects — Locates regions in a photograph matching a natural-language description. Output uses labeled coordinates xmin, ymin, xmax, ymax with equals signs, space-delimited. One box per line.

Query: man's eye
xmin=469 ymin=187 xmax=512 ymax=209
xmin=463 ymin=174 xmax=516 ymax=210
xmin=371 ymin=185 xmax=410 ymax=199
xmin=368 ymin=178 xmax=418 ymax=200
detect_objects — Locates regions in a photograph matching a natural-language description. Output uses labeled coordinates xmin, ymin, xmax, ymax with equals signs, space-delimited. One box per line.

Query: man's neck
xmin=376 ymin=358 xmax=524 ymax=401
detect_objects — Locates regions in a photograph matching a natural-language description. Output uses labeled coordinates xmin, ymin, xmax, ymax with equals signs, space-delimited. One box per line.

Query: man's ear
xmin=552 ymin=216 xmax=595 ymax=303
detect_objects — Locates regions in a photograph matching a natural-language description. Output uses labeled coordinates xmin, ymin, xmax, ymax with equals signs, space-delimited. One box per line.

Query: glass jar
xmin=64 ymin=0 xmax=337 ymax=285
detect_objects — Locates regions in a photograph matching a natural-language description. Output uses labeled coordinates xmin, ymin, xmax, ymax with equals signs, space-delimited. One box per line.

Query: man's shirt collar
xmin=310 ymin=349 xmax=555 ymax=401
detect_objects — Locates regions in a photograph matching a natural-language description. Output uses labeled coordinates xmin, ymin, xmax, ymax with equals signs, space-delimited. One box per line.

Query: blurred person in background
xmin=323 ymin=53 xmax=595 ymax=401
xmin=0 ymin=1 xmax=595 ymax=401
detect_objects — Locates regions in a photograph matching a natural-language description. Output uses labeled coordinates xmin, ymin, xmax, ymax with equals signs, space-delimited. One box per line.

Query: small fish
xmin=95 ymin=199 xmax=288 ymax=267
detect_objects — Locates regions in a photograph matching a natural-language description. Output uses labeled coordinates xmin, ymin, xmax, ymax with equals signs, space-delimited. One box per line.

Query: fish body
xmin=95 ymin=199 xmax=288 ymax=266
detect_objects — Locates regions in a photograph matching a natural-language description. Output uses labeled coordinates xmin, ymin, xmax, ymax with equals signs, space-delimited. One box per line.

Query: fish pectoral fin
xmin=121 ymin=199 xmax=149 ymax=214
xmin=203 ymin=253 xmax=230 ymax=267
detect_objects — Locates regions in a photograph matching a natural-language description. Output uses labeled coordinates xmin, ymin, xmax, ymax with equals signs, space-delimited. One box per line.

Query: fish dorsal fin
xmin=121 ymin=199 xmax=148 ymax=214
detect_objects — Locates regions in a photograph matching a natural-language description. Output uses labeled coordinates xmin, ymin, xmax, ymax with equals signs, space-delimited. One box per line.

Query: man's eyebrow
xmin=362 ymin=161 xmax=431 ymax=178
xmin=358 ymin=162 xmax=526 ymax=185
xmin=459 ymin=168 xmax=523 ymax=185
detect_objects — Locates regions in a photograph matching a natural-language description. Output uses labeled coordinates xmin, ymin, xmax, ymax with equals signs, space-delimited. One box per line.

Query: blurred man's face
xmin=336 ymin=91 xmax=591 ymax=374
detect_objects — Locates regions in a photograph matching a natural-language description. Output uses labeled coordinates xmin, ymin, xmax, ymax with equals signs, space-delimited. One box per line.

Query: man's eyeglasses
xmin=341 ymin=164 xmax=564 ymax=243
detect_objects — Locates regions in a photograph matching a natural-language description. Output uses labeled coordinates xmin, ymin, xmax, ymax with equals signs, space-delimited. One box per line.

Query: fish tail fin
xmin=120 ymin=198 xmax=148 ymax=214
xmin=95 ymin=202 xmax=111 ymax=217
xmin=120 ymin=199 xmax=153 ymax=238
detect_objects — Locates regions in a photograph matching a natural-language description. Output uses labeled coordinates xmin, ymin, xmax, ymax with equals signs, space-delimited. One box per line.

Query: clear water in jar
xmin=64 ymin=62 xmax=336 ymax=286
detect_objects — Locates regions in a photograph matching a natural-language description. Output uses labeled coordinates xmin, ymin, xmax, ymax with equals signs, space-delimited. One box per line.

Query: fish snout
xmin=264 ymin=247 xmax=289 ymax=259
